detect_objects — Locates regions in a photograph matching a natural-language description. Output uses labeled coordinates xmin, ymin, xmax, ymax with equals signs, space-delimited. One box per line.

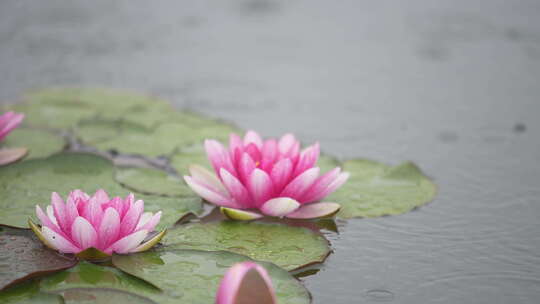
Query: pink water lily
xmin=184 ymin=131 xmax=349 ymax=220
xmin=29 ymin=189 xmax=164 ymax=256
xmin=0 ymin=111 xmax=27 ymax=165
xmin=216 ymin=262 xmax=276 ymax=304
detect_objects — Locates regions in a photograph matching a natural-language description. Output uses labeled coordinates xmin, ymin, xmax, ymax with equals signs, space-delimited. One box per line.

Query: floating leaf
xmin=0 ymin=226 xmax=77 ymax=290
xmin=55 ymin=288 xmax=156 ymax=304
xmin=0 ymin=153 xmax=202 ymax=228
xmin=162 ymin=221 xmax=330 ymax=271
xmin=170 ymin=144 xmax=211 ymax=175
xmin=112 ymin=249 xmax=311 ymax=304
xmin=39 ymin=262 xmax=161 ymax=301
xmin=327 ymin=159 xmax=437 ymax=218
xmin=115 ymin=167 xmax=193 ymax=197
xmin=1 ymin=129 xmax=66 ymax=160
xmin=0 ymin=280 xmax=63 ymax=304
xmin=317 ymin=154 xmax=342 ymax=173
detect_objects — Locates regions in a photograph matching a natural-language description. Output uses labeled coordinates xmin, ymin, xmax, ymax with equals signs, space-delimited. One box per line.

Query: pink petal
xmin=89 ymin=189 xmax=110 ymax=205
xmin=119 ymin=199 xmax=144 ymax=236
xmin=243 ymin=130 xmax=263 ymax=149
xmin=0 ymin=148 xmax=27 ymax=166
xmin=42 ymin=226 xmax=81 ymax=253
xmin=46 ymin=205 xmax=59 ymax=226
xmin=229 ymin=134 xmax=244 ymax=161
xmin=220 ymin=168 xmax=251 ymax=208
xmin=0 ymin=112 xmax=24 ymax=141
xmin=137 ymin=211 xmax=161 ymax=232
xmin=107 ymin=197 xmax=125 ymax=218
xmin=260 ymin=198 xmax=300 ymax=217
xmin=97 ymin=207 xmax=120 ymax=250
xmin=51 ymin=192 xmax=69 ymax=234
xmin=237 ymin=152 xmax=256 ymax=184
xmin=67 ymin=190 xmax=90 ymax=205
xmin=71 ymin=217 xmax=98 ymax=250
xmin=280 ymin=167 xmax=320 ymax=199
xmin=285 ymin=202 xmax=341 ymax=219
xmin=135 ymin=212 xmax=153 ymax=230
xmin=205 ymin=139 xmax=236 ymax=176
xmin=270 ymin=158 xmax=293 ymax=193
xmin=216 ymin=262 xmax=276 ymax=304
xmin=293 ymin=142 xmax=320 ymax=176
xmin=244 ymin=143 xmax=261 ymax=164
xmin=65 ymin=196 xmax=80 ymax=229
xmin=278 ymin=133 xmax=296 ymax=155
xmin=300 ymin=167 xmax=341 ymax=203
xmin=247 ymin=169 xmax=274 ymax=207
xmin=260 ymin=139 xmax=278 ymax=172
xmin=81 ymin=198 xmax=104 ymax=228
xmin=184 ymin=175 xmax=241 ymax=208
xmin=189 ymin=164 xmax=228 ymax=196
xmin=107 ymin=229 xmax=149 ymax=254
xmin=309 ymin=172 xmax=350 ymax=202
xmin=36 ymin=205 xmax=64 ymax=237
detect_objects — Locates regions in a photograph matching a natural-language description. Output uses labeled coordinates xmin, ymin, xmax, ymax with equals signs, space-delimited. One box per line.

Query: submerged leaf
xmin=162 ymin=221 xmax=331 ymax=271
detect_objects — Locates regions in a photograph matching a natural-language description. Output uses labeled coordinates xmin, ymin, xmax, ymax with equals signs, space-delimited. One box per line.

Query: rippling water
xmin=1 ymin=0 xmax=539 ymax=303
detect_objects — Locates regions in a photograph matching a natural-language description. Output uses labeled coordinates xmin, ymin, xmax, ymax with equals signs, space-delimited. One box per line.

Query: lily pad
xmin=0 ymin=129 xmax=66 ymax=160
xmin=56 ymin=288 xmax=156 ymax=304
xmin=115 ymin=167 xmax=193 ymax=198
xmin=170 ymin=144 xmax=211 ymax=175
xmin=39 ymin=262 xmax=161 ymax=301
xmin=0 ymin=280 xmax=63 ymax=304
xmin=0 ymin=153 xmax=202 ymax=228
xmin=84 ymin=121 xmax=238 ymax=157
xmin=162 ymin=221 xmax=331 ymax=271
xmin=327 ymin=159 xmax=437 ymax=218
xmin=317 ymin=154 xmax=342 ymax=173
xmin=0 ymin=226 xmax=77 ymax=290
xmin=112 ymin=249 xmax=311 ymax=304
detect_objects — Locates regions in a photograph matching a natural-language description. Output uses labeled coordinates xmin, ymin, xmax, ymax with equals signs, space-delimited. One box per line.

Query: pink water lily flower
xmin=216 ymin=262 xmax=276 ymax=304
xmin=184 ymin=131 xmax=349 ymax=220
xmin=29 ymin=189 xmax=164 ymax=256
xmin=0 ymin=111 xmax=27 ymax=165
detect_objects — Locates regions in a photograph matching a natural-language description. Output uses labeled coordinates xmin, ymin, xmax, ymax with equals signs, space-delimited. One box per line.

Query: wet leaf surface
xmin=0 ymin=280 xmax=63 ymax=304
xmin=0 ymin=153 xmax=202 ymax=229
xmin=328 ymin=159 xmax=437 ymax=218
xmin=0 ymin=226 xmax=77 ymax=291
xmin=0 ymin=128 xmax=66 ymax=160
xmin=162 ymin=221 xmax=331 ymax=271
xmin=112 ymin=249 xmax=311 ymax=304
xmin=115 ymin=167 xmax=193 ymax=197
xmin=56 ymin=288 xmax=156 ymax=304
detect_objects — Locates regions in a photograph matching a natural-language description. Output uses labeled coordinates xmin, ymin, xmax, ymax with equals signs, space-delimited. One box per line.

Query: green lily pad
xmin=0 ymin=280 xmax=63 ymax=304
xmin=170 ymin=144 xmax=211 ymax=175
xmin=328 ymin=159 xmax=437 ymax=218
xmin=56 ymin=288 xmax=156 ymax=304
xmin=39 ymin=262 xmax=161 ymax=301
xmin=0 ymin=226 xmax=77 ymax=291
xmin=162 ymin=221 xmax=331 ymax=271
xmin=0 ymin=129 xmax=66 ymax=160
xmin=84 ymin=121 xmax=238 ymax=157
xmin=317 ymin=154 xmax=342 ymax=173
xmin=115 ymin=167 xmax=193 ymax=198
xmin=0 ymin=153 xmax=202 ymax=229
xmin=113 ymin=249 xmax=311 ymax=304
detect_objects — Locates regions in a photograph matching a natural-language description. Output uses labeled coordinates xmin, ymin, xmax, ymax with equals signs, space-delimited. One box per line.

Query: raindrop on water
xmin=364 ymin=289 xmax=395 ymax=302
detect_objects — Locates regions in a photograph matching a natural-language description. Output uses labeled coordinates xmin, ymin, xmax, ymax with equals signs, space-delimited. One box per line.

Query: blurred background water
xmin=1 ymin=1 xmax=539 ymax=303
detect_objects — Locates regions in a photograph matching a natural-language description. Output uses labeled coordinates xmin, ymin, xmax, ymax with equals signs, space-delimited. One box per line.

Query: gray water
xmin=1 ymin=1 xmax=539 ymax=303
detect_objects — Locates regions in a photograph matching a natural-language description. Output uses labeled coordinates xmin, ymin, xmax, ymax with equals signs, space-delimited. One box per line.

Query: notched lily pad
xmin=112 ymin=249 xmax=311 ymax=304
xmin=162 ymin=221 xmax=331 ymax=271
xmin=0 ymin=226 xmax=77 ymax=291
xmin=0 ymin=128 xmax=66 ymax=160
xmin=115 ymin=167 xmax=193 ymax=197
xmin=328 ymin=159 xmax=437 ymax=218
xmin=0 ymin=153 xmax=202 ymax=229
